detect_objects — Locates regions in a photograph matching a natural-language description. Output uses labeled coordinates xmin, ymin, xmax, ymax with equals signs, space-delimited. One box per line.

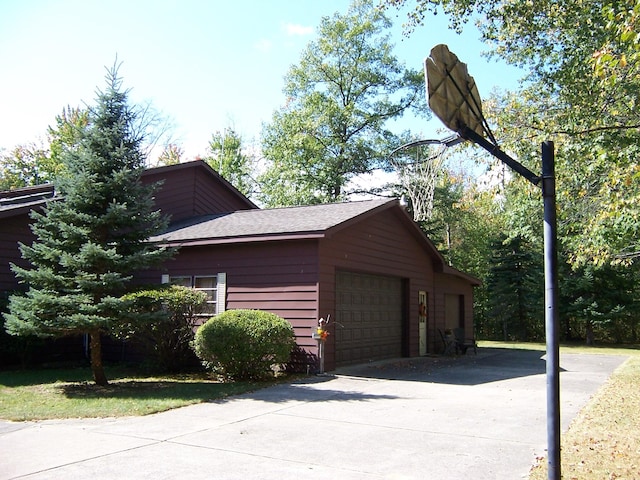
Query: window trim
xmin=162 ymin=273 xmax=226 ymax=315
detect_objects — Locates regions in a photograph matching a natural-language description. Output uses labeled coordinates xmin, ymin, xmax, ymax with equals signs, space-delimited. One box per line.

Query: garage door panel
xmin=335 ymin=271 xmax=403 ymax=367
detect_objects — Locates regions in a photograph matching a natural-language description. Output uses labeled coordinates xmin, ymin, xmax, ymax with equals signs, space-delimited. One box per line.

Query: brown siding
xmin=142 ymin=161 xmax=255 ymax=222
xmin=317 ymin=207 xmax=436 ymax=370
xmin=0 ymin=213 xmax=34 ymax=293
xmin=141 ymin=240 xmax=320 ymax=349
xmin=434 ymin=272 xmax=475 ymax=350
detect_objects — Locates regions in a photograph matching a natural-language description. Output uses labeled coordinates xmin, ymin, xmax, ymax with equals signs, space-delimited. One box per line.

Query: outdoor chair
xmin=453 ymin=328 xmax=477 ymax=355
xmin=438 ymin=329 xmax=455 ymax=355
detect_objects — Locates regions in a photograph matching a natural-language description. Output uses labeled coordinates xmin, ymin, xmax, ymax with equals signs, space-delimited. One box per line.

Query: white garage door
xmin=335 ymin=271 xmax=403 ymax=366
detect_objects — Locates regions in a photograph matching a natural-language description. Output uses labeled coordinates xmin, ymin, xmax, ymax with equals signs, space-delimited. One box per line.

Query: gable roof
xmin=149 ymin=198 xmax=395 ymax=245
xmin=150 ymin=197 xmax=481 ymax=285
xmin=0 ymin=160 xmax=255 ymax=220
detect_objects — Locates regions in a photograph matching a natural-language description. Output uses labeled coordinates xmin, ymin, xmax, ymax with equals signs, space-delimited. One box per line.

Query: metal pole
xmin=450 ymin=128 xmax=561 ymax=476
xmin=460 ymin=127 xmax=541 ymax=187
xmin=542 ymin=141 xmax=561 ymax=480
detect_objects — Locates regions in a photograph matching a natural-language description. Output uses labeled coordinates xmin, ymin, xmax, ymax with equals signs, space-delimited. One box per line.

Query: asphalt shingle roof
xmin=0 ymin=185 xmax=56 ymax=218
xmin=150 ymin=198 xmax=394 ymax=244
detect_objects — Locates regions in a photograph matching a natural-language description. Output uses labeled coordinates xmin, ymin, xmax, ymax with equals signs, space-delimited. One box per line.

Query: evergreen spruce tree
xmin=486 ymin=234 xmax=543 ymax=341
xmin=4 ymin=65 xmax=172 ymax=385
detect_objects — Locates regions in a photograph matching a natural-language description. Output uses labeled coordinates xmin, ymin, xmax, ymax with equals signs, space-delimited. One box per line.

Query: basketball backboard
xmin=425 ymin=44 xmax=486 ymax=140
xmin=425 ymin=43 xmax=540 ymax=186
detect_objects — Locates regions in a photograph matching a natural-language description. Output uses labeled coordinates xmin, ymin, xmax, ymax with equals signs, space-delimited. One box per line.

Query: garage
xmin=335 ymin=271 xmax=404 ymax=366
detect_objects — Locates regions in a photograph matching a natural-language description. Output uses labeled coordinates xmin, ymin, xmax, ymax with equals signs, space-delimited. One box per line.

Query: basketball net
xmin=391 ymin=142 xmax=448 ymax=222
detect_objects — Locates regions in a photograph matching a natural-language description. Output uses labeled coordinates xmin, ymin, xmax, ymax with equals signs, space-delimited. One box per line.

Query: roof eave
xmin=152 ymin=231 xmax=326 ymax=247
xmin=441 ymin=264 xmax=483 ymax=286
xmin=0 ymin=198 xmax=54 ymax=219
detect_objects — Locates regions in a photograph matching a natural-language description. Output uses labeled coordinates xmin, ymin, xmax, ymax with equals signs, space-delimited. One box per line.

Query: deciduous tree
xmin=0 ymin=107 xmax=88 ymax=190
xmin=259 ymin=0 xmax=426 ymax=206
xmin=385 ymin=0 xmax=640 ymax=266
xmin=204 ymin=128 xmax=254 ymax=197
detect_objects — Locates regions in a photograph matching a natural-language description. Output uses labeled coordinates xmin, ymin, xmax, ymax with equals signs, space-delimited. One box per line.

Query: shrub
xmin=192 ymin=309 xmax=296 ymax=380
xmin=119 ymin=285 xmax=207 ymax=372
xmin=0 ymin=291 xmax=47 ymax=367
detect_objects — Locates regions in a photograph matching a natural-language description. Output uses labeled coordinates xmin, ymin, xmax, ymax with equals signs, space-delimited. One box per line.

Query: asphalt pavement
xmin=0 ymin=348 xmax=627 ymax=479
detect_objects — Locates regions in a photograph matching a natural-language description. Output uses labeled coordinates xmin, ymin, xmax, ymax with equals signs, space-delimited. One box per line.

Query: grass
xmin=485 ymin=342 xmax=640 ymax=479
xmin=0 ymin=364 xmax=272 ymax=421
xmin=3 ymin=343 xmax=639 ymax=479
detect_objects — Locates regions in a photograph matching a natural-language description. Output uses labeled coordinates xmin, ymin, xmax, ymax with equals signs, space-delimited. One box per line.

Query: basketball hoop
xmin=389 ymin=135 xmax=462 ymax=222
xmin=425 ymin=43 xmax=561 ymax=480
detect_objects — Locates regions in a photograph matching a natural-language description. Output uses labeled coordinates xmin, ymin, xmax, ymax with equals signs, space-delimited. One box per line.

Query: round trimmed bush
xmin=192 ymin=309 xmax=296 ymax=380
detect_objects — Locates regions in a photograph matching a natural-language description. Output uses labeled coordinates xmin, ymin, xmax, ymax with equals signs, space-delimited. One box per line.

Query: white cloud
xmin=254 ymin=38 xmax=273 ymax=53
xmin=283 ymin=23 xmax=314 ymax=36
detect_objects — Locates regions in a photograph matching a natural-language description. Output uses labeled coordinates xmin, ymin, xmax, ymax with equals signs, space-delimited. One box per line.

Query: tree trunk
xmin=585 ymin=321 xmax=595 ymax=346
xmin=89 ymin=330 xmax=108 ymax=386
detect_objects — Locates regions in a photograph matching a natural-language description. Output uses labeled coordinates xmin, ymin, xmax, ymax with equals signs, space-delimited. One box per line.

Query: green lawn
xmin=2 ymin=343 xmax=639 ymax=479
xmin=0 ymin=365 xmax=267 ymax=421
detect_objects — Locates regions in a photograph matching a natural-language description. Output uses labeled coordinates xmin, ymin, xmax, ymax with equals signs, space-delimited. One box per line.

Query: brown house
xmin=1 ymin=160 xmax=478 ymax=370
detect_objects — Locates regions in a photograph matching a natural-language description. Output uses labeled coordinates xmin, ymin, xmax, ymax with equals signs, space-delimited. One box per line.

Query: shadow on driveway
xmin=334 ymin=347 xmax=561 ymax=386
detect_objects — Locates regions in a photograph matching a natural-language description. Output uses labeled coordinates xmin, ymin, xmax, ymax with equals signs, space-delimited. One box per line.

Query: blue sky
xmin=0 ymin=0 xmax=525 ymax=160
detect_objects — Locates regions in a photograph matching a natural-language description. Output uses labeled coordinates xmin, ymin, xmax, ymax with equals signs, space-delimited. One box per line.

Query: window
xmin=162 ymin=273 xmax=226 ymax=316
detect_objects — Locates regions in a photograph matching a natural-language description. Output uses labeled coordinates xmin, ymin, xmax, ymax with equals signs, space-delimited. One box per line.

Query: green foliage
xmin=380 ymin=0 xmax=492 ymax=33
xmin=3 ymin=65 xmax=174 ymax=385
xmin=484 ymin=234 xmax=544 ymax=341
xmin=258 ymin=0 xmax=425 ymax=206
xmin=385 ymin=0 xmax=640 ymax=343
xmin=46 ymin=106 xmax=89 ymax=178
xmin=561 ymin=263 xmax=640 ymax=345
xmin=0 ymin=143 xmax=50 ymax=190
xmin=203 ymin=128 xmax=254 ymax=197
xmin=155 ymin=143 xmax=184 ymax=166
xmin=0 ymin=107 xmax=88 ymax=190
xmin=119 ymin=286 xmax=207 ymax=372
xmin=389 ymin=0 xmax=640 ymax=266
xmin=192 ymin=309 xmax=296 ymax=380
xmin=0 ymin=292 xmax=43 ymax=367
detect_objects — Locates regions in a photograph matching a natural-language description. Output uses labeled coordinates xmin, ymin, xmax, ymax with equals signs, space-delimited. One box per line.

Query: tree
xmin=47 ymin=106 xmax=90 ymax=177
xmin=258 ymin=0 xmax=426 ymax=206
xmin=0 ymin=107 xmax=88 ymax=190
xmin=385 ymin=0 xmax=640 ymax=267
xmin=204 ymin=128 xmax=254 ymax=197
xmin=560 ymin=262 xmax=640 ymax=345
xmin=3 ymin=65 xmax=173 ymax=385
xmin=119 ymin=285 xmax=206 ymax=373
xmin=0 ymin=143 xmax=49 ymax=190
xmin=1 ymin=98 xmax=172 ymax=189
xmin=155 ymin=143 xmax=184 ymax=166
xmin=485 ymin=233 xmax=544 ymax=341
xmin=423 ymin=167 xmax=505 ymax=335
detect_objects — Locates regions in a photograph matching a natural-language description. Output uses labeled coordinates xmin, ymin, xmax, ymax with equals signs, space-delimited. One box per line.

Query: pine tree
xmin=4 ymin=65 xmax=172 ymax=385
xmin=486 ymin=234 xmax=543 ymax=341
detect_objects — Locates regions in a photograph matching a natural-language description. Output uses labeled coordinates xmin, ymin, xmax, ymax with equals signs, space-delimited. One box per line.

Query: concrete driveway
xmin=0 ymin=348 xmax=626 ymax=479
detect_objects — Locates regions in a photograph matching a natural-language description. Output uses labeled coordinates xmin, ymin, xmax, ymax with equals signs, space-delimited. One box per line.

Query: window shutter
xmin=216 ymin=272 xmax=226 ymax=314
